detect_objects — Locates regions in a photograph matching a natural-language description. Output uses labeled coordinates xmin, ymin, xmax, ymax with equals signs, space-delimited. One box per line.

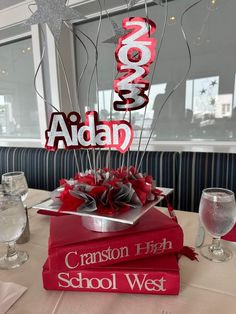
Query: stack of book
xmin=42 ymin=207 xmax=184 ymax=295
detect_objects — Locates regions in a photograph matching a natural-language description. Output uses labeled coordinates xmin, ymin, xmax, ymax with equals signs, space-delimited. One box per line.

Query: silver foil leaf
xmin=70 ymin=190 xmax=97 ymax=212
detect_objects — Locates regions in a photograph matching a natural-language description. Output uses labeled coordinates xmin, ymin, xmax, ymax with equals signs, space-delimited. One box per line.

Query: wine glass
xmin=2 ymin=171 xmax=30 ymax=244
xmin=2 ymin=171 xmax=28 ymax=201
xmin=199 ymin=188 xmax=236 ymax=262
xmin=0 ymin=194 xmax=28 ymax=269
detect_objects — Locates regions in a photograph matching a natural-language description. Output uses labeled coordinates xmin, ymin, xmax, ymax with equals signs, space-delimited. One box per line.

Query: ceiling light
xmin=208 ymin=0 xmax=218 ymax=11
xmin=0 ymin=69 xmax=8 ymax=77
xmin=168 ymin=15 xmax=177 ymax=25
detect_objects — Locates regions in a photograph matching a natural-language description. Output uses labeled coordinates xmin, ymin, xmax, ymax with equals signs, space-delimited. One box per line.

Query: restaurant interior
xmin=0 ymin=1 xmax=236 ymax=313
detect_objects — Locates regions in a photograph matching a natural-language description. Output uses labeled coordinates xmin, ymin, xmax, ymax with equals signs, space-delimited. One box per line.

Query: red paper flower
xmin=57 ymin=167 xmax=161 ymax=214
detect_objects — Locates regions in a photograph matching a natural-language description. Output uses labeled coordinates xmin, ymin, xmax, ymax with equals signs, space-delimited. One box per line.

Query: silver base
xmin=34 ymin=187 xmax=173 ymax=226
xmin=81 ymin=216 xmax=134 ymax=232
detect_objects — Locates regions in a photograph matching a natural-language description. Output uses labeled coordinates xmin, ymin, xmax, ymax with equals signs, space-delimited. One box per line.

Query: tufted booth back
xmin=0 ymin=147 xmax=179 ymax=209
xmin=178 ymin=152 xmax=236 ymax=212
xmin=1 ymin=147 xmax=236 ymax=212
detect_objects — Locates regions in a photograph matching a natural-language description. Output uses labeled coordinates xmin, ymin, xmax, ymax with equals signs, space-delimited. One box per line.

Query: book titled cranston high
xmin=48 ymin=208 xmax=183 ymax=271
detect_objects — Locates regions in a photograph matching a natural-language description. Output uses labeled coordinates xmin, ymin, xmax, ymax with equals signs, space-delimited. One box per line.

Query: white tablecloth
xmin=0 ymin=189 xmax=235 ymax=314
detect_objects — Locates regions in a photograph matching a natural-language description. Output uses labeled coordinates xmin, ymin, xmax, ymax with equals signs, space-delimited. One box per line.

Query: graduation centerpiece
xmin=29 ymin=0 xmax=198 ymax=295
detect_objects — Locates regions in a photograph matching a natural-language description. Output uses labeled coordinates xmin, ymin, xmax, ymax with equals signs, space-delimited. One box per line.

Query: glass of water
xmin=2 ymin=171 xmax=28 ymax=201
xmin=199 ymin=188 xmax=236 ymax=262
xmin=0 ymin=194 xmax=28 ymax=269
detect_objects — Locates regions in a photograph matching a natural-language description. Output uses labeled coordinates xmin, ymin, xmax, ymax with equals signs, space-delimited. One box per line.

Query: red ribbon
xmin=179 ymin=246 xmax=199 ymax=261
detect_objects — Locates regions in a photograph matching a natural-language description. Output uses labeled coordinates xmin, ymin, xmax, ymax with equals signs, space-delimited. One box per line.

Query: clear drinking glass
xmin=0 ymin=194 xmax=28 ymax=269
xmin=199 ymin=188 xmax=236 ymax=262
xmin=2 ymin=171 xmax=30 ymax=244
xmin=2 ymin=171 xmax=28 ymax=201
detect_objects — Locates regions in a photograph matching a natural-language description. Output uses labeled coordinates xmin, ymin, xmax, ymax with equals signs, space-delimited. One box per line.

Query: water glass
xmin=0 ymin=194 xmax=28 ymax=269
xmin=199 ymin=188 xmax=236 ymax=262
xmin=2 ymin=171 xmax=28 ymax=201
xmin=2 ymin=171 xmax=30 ymax=243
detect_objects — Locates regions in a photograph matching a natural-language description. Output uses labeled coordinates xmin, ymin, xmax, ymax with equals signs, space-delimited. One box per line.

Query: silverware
xmin=195 ymin=219 xmax=205 ymax=248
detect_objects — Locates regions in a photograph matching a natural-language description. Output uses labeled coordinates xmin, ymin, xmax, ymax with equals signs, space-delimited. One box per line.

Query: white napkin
xmin=0 ymin=281 xmax=27 ymax=314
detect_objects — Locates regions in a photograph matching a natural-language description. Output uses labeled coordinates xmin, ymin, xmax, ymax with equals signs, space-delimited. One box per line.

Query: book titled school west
xmin=43 ymin=254 xmax=180 ymax=295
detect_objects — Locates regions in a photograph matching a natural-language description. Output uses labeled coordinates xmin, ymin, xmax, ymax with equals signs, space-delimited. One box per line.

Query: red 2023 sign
xmin=114 ymin=17 xmax=156 ymax=111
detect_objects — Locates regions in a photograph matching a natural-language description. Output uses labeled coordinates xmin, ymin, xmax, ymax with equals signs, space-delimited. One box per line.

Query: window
xmin=0 ymin=2 xmax=47 ymax=147
xmin=0 ymin=37 xmax=40 ymax=140
xmin=71 ymin=0 xmax=236 ymax=152
xmin=1 ymin=0 xmax=236 ymax=152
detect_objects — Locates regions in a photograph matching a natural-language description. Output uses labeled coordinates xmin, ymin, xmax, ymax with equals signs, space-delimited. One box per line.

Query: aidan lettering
xmin=45 ymin=111 xmax=133 ymax=153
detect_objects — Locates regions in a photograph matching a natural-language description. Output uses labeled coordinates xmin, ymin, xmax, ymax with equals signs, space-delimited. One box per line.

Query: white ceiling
xmin=0 ymin=0 xmax=168 ymax=12
xmin=0 ymin=0 xmax=23 ymax=10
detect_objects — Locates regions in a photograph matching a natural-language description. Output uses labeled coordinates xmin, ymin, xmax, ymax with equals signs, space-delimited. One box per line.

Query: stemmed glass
xmin=199 ymin=188 xmax=236 ymax=262
xmin=2 ymin=171 xmax=30 ymax=244
xmin=2 ymin=171 xmax=28 ymax=201
xmin=0 ymin=194 xmax=28 ymax=269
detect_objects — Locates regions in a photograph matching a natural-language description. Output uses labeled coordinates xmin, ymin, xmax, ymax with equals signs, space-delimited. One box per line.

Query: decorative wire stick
xmin=120 ymin=111 xmax=128 ymax=171
xmin=103 ymin=0 xmax=118 ymax=169
xmin=28 ymin=5 xmax=59 ymax=112
xmin=65 ymin=24 xmax=100 ymax=176
xmin=76 ymin=29 xmax=98 ymax=101
xmin=107 ymin=62 xmax=118 ymax=169
xmin=54 ymin=40 xmax=74 ymax=111
xmin=124 ymin=0 xmax=131 ymax=18
xmin=65 ymin=25 xmax=99 ymax=174
xmin=95 ymin=0 xmax=103 ymax=114
xmin=28 ymin=4 xmax=81 ymax=173
xmin=96 ymin=149 xmax=102 ymax=170
xmin=64 ymin=24 xmax=93 ymax=174
xmin=86 ymin=35 xmax=100 ymax=115
xmin=33 ymin=40 xmax=58 ymax=110
xmin=93 ymin=0 xmax=103 ymax=172
xmin=46 ymin=26 xmax=81 ymax=172
xmin=64 ymin=22 xmax=89 ymax=111
xmin=73 ymin=150 xmax=80 ymax=174
xmin=74 ymin=3 xmax=102 ymax=179
xmin=137 ymin=0 xmax=204 ymax=172
xmin=126 ymin=111 xmax=131 ymax=169
xmin=53 ymin=29 xmax=84 ymax=172
xmin=85 ymin=150 xmax=92 ymax=171
xmin=135 ymin=0 xmax=168 ymax=169
xmin=125 ymin=0 xmax=132 ymax=171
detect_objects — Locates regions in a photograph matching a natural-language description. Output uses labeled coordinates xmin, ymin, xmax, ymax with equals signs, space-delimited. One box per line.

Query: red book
xmin=48 ymin=208 xmax=183 ymax=270
xmin=43 ymin=254 xmax=180 ymax=295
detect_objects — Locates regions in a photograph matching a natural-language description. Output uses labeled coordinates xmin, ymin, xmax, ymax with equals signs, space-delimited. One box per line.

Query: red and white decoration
xmin=114 ymin=17 xmax=156 ymax=111
xmin=45 ymin=111 xmax=133 ymax=153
